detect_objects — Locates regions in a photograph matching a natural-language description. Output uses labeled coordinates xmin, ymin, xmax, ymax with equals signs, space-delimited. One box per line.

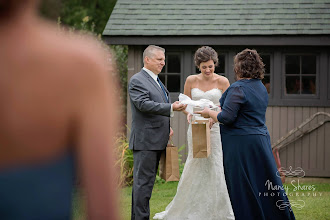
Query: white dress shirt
xmin=143 ymin=67 xmax=174 ymax=117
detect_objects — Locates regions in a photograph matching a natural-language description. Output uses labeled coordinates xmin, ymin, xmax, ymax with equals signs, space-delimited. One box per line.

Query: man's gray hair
xmin=143 ymin=45 xmax=165 ymax=63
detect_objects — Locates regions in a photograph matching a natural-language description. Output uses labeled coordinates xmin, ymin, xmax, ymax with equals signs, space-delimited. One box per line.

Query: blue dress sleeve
xmin=217 ymin=85 xmax=246 ymax=125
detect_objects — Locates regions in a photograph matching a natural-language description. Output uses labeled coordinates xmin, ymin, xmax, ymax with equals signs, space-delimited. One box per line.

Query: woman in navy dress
xmin=0 ymin=0 xmax=120 ymax=219
xmin=198 ymin=49 xmax=295 ymax=220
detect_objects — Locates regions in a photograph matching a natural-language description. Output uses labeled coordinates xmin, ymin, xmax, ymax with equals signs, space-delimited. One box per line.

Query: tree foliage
xmin=59 ymin=0 xmax=117 ymax=35
xmin=40 ymin=0 xmax=117 ymax=35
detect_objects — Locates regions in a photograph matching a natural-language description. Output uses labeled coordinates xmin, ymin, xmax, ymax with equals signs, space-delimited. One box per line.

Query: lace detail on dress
xmin=153 ymin=88 xmax=235 ymax=220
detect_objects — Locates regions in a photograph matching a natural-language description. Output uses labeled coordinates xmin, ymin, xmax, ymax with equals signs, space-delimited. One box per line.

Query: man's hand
xmin=173 ymin=101 xmax=187 ymax=111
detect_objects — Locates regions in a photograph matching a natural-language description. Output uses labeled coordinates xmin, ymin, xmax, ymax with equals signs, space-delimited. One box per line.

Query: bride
xmin=154 ymin=46 xmax=235 ymax=220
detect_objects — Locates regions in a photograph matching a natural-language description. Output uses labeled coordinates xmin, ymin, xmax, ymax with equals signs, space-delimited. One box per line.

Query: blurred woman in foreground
xmin=0 ymin=0 xmax=120 ymax=219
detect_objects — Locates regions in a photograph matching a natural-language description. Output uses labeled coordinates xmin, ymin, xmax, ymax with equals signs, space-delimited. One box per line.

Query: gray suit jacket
xmin=128 ymin=69 xmax=172 ymax=150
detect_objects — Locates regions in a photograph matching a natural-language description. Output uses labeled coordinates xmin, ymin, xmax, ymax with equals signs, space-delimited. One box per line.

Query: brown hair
xmin=234 ymin=49 xmax=265 ymax=80
xmin=0 ymin=0 xmax=30 ymax=19
xmin=194 ymin=46 xmax=218 ymax=68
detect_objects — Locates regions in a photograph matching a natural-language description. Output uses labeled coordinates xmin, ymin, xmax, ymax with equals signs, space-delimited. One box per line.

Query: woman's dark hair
xmin=234 ymin=49 xmax=265 ymax=80
xmin=0 ymin=0 xmax=28 ymax=19
xmin=194 ymin=46 xmax=218 ymax=68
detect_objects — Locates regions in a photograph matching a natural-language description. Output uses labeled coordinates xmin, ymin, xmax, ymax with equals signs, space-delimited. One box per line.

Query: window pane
xmin=167 ymin=75 xmax=180 ymax=92
xmin=262 ymin=75 xmax=271 ymax=94
xmin=286 ymin=76 xmax=301 ymax=94
xmin=159 ymin=74 xmax=165 ymax=84
xmin=286 ymin=55 xmax=300 ymax=75
xmin=302 ymin=55 xmax=316 ymax=75
xmin=261 ymin=55 xmax=270 ymax=74
xmin=302 ymin=76 xmax=316 ymax=94
xmin=215 ymin=54 xmax=225 ymax=74
xmin=167 ymin=55 xmax=181 ymax=73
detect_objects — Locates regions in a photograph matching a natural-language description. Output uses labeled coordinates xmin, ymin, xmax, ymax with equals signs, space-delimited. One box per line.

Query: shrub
xmin=115 ymin=134 xmax=133 ymax=187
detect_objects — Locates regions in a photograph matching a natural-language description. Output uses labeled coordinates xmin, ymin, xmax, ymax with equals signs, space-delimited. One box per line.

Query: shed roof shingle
xmin=103 ymin=0 xmax=330 ymax=36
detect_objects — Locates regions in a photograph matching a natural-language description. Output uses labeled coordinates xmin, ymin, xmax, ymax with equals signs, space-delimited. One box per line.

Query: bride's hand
xmin=187 ymin=113 xmax=192 ymax=124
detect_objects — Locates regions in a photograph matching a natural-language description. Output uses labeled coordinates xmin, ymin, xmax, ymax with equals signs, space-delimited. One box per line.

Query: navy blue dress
xmin=217 ymin=79 xmax=295 ymax=220
xmin=0 ymin=153 xmax=75 ymax=220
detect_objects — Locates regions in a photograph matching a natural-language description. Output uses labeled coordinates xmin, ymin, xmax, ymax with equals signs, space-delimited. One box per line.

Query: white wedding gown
xmin=153 ymin=88 xmax=235 ymax=220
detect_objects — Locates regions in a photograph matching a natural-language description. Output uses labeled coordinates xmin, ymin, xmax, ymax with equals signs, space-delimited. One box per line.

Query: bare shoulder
xmin=186 ymin=74 xmax=197 ymax=81
xmin=214 ymin=75 xmax=230 ymax=91
xmin=40 ymin=25 xmax=114 ymax=84
xmin=185 ymin=74 xmax=198 ymax=84
xmin=215 ymin=74 xmax=229 ymax=83
xmin=33 ymin=24 xmax=117 ymax=101
xmin=55 ymin=31 xmax=109 ymax=72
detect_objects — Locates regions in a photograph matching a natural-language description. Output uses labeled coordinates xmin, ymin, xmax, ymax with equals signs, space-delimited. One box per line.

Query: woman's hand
xmin=187 ymin=113 xmax=193 ymax=123
xmin=196 ymin=107 xmax=210 ymax=118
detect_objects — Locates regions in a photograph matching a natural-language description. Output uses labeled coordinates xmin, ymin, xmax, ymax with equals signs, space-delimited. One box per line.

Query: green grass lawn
xmin=120 ymin=181 xmax=179 ymax=220
xmin=120 ymin=181 xmax=330 ymax=220
xmin=282 ymin=181 xmax=330 ymax=220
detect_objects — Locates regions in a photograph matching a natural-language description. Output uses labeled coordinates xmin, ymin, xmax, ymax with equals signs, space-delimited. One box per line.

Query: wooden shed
xmin=103 ymin=0 xmax=330 ymax=177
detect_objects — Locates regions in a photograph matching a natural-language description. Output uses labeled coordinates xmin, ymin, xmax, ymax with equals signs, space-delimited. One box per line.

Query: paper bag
xmin=159 ymin=143 xmax=180 ymax=181
xmin=192 ymin=119 xmax=211 ymax=158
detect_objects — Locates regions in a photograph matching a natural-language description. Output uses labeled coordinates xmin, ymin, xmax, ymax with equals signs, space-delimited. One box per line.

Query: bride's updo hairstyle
xmin=234 ymin=48 xmax=265 ymax=80
xmin=194 ymin=46 xmax=218 ymax=68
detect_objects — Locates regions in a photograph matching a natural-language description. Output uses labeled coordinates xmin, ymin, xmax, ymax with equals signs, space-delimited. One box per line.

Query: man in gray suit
xmin=129 ymin=45 xmax=186 ymax=220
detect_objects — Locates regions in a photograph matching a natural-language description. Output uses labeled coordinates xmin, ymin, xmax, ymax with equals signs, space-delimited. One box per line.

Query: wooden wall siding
xmin=171 ymin=112 xmax=189 ymax=162
xmin=127 ymin=46 xmax=143 ymax=134
xmin=266 ymin=107 xmax=330 ymax=177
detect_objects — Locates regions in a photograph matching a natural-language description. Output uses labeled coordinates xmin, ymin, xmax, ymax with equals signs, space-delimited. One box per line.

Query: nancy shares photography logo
xmin=259 ymin=166 xmax=322 ymax=211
